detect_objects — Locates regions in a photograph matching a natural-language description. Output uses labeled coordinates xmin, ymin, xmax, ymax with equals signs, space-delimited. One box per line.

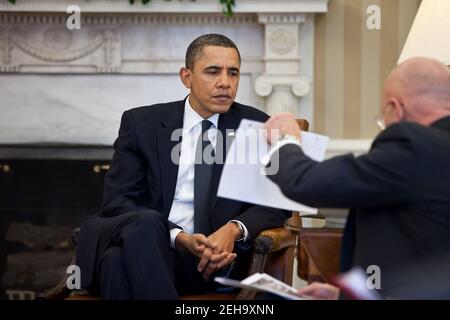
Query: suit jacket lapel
xmin=157 ymin=100 xmax=185 ymax=216
xmin=209 ymin=104 xmax=242 ymax=212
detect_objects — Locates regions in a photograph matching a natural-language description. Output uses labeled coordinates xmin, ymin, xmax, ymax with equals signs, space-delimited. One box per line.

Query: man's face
xmin=180 ymin=46 xmax=240 ymax=118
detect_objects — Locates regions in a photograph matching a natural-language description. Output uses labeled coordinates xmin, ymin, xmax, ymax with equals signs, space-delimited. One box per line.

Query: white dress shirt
xmin=168 ymin=98 xmax=248 ymax=248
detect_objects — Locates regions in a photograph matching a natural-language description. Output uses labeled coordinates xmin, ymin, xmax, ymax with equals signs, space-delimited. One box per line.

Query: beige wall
xmin=313 ymin=0 xmax=421 ymax=139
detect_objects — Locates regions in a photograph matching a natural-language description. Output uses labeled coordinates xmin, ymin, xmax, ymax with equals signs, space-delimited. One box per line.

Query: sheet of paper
xmin=215 ymin=273 xmax=305 ymax=300
xmin=331 ymin=267 xmax=382 ymax=300
xmin=217 ymin=119 xmax=329 ymax=214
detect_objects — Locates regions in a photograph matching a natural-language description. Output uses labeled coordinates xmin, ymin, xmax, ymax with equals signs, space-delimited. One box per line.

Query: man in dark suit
xmin=263 ymin=57 xmax=450 ymax=299
xmin=76 ymin=34 xmax=288 ymax=299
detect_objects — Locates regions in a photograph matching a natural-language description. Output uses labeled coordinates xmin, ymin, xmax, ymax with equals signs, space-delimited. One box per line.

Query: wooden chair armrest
xmin=236 ymin=227 xmax=296 ymax=300
xmin=253 ymin=227 xmax=297 ymax=254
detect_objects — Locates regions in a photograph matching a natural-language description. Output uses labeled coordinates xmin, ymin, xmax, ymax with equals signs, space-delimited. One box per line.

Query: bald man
xmin=264 ymin=57 xmax=450 ymax=299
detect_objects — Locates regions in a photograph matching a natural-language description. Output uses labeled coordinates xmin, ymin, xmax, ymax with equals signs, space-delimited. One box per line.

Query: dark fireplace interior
xmin=0 ymin=144 xmax=113 ymax=300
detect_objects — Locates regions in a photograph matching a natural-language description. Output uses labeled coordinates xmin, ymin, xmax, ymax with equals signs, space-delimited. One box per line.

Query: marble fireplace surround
xmin=0 ymin=0 xmax=329 ymax=145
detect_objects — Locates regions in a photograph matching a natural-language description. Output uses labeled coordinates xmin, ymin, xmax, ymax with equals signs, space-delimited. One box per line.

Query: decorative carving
xmin=0 ymin=13 xmax=257 ymax=26
xmin=11 ymin=31 xmax=104 ymax=63
xmin=255 ymin=75 xmax=311 ymax=116
xmin=258 ymin=13 xmax=306 ymax=25
xmin=269 ymin=28 xmax=295 ymax=55
xmin=0 ymin=29 xmax=12 ymax=65
xmin=0 ymin=25 xmax=122 ymax=72
xmin=255 ymin=75 xmax=310 ymax=98
xmin=0 ymin=0 xmax=329 ymax=15
xmin=292 ymin=79 xmax=310 ymax=98
xmin=254 ymin=78 xmax=273 ymax=97
xmin=43 ymin=28 xmax=73 ymax=51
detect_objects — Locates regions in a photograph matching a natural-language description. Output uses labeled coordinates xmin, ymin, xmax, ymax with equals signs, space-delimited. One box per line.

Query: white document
xmin=331 ymin=267 xmax=382 ymax=300
xmin=217 ymin=119 xmax=329 ymax=214
xmin=215 ymin=273 xmax=305 ymax=300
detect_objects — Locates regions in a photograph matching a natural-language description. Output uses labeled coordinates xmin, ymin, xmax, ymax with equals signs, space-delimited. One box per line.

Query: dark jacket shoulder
xmin=125 ymin=101 xmax=183 ymax=125
xmin=371 ymin=121 xmax=428 ymax=152
xmin=229 ymin=101 xmax=270 ymax=122
xmin=371 ymin=119 xmax=450 ymax=155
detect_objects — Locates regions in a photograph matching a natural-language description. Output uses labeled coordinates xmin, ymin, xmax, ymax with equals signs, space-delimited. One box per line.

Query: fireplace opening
xmin=0 ymin=144 xmax=113 ymax=300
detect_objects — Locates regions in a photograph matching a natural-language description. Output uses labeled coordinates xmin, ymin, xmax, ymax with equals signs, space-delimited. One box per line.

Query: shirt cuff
xmin=260 ymin=138 xmax=303 ymax=167
xmin=170 ymin=228 xmax=184 ymax=249
xmin=229 ymin=220 xmax=249 ymax=242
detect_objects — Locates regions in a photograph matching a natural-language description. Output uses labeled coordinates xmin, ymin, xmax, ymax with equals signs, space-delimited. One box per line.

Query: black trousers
xmin=95 ymin=210 xmax=213 ymax=299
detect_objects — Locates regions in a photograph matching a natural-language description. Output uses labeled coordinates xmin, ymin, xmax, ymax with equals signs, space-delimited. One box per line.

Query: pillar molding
xmin=255 ymin=13 xmax=311 ymax=116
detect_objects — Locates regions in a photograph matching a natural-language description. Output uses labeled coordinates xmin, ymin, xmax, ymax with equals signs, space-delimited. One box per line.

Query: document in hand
xmin=215 ymin=273 xmax=304 ymax=300
xmin=330 ymin=267 xmax=382 ymax=300
xmin=217 ymin=119 xmax=329 ymax=213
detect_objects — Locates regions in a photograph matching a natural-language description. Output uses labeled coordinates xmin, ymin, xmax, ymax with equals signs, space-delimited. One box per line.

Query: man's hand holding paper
xmin=217 ymin=117 xmax=329 ymax=213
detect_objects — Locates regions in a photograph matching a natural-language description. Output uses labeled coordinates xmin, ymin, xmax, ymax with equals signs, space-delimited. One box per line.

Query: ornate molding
xmin=11 ymin=31 xmax=104 ymax=63
xmin=0 ymin=13 xmax=258 ymax=25
xmin=258 ymin=13 xmax=306 ymax=25
xmin=0 ymin=26 xmax=121 ymax=72
xmin=0 ymin=29 xmax=12 ymax=65
xmin=254 ymin=75 xmax=311 ymax=98
xmin=0 ymin=0 xmax=329 ymax=14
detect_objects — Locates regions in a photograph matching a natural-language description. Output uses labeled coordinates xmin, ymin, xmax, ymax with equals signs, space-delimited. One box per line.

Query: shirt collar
xmin=183 ymin=96 xmax=219 ymax=133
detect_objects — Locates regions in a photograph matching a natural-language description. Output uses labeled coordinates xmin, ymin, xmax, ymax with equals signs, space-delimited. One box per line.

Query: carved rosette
xmin=268 ymin=28 xmax=295 ymax=56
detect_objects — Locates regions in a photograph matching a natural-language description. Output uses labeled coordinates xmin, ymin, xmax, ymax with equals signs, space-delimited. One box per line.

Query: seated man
xmin=76 ymin=33 xmax=289 ymax=299
xmin=264 ymin=57 xmax=450 ymax=299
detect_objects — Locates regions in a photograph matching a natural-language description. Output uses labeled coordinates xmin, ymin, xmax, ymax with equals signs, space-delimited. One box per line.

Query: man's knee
xmin=124 ymin=210 xmax=169 ymax=240
xmin=130 ymin=210 xmax=166 ymax=228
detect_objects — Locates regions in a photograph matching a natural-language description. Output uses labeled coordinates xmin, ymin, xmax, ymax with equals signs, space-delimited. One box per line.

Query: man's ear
xmin=179 ymin=67 xmax=192 ymax=89
xmin=390 ymin=98 xmax=405 ymax=121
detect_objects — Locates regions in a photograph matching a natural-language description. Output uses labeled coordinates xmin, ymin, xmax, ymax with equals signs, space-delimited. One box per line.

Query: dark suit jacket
xmin=267 ymin=116 xmax=450 ymax=297
xmin=77 ymin=99 xmax=289 ymax=289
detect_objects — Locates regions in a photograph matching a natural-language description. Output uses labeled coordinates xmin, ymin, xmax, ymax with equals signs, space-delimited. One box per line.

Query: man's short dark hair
xmin=185 ymin=33 xmax=241 ymax=70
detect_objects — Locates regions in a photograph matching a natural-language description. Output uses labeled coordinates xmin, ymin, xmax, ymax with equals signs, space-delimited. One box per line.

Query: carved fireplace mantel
xmin=0 ymin=0 xmax=328 ymax=13
xmin=0 ymin=0 xmax=329 ymax=145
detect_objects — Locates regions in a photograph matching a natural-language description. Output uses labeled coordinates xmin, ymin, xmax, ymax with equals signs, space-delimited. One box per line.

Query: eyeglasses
xmin=375 ymin=116 xmax=386 ymax=130
xmin=375 ymin=103 xmax=392 ymax=131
